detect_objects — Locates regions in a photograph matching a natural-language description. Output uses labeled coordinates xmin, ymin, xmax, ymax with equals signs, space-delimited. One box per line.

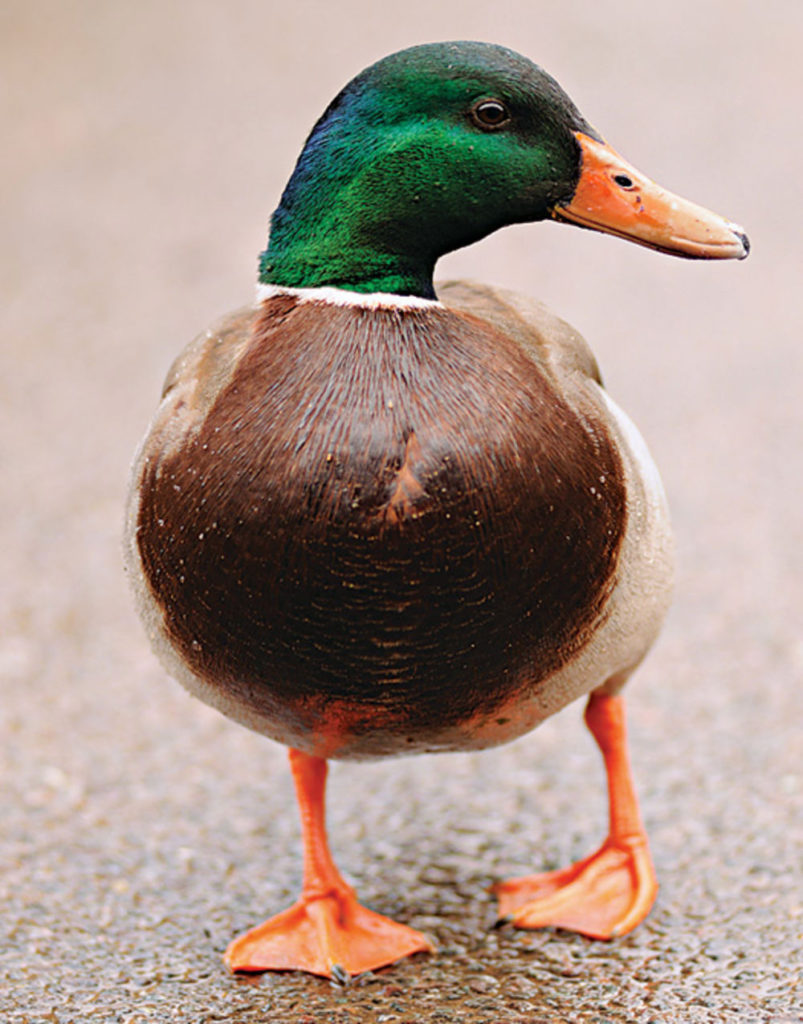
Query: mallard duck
xmin=125 ymin=41 xmax=748 ymax=980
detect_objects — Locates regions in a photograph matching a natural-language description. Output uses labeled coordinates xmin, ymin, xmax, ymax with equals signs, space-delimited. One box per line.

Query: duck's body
xmin=126 ymin=42 xmax=747 ymax=978
xmin=128 ymin=281 xmax=671 ymax=759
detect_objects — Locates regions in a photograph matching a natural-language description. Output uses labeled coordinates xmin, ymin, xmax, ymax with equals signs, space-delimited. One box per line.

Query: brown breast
xmin=135 ymin=294 xmax=626 ymax=753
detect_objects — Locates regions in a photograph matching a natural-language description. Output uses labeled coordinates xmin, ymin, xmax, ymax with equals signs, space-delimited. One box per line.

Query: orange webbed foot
xmin=225 ymin=749 xmax=433 ymax=979
xmin=225 ymin=884 xmax=433 ymax=978
xmin=495 ymin=692 xmax=658 ymax=940
xmin=494 ymin=832 xmax=657 ymax=939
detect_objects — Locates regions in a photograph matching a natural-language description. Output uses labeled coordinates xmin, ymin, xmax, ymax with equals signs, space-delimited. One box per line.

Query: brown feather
xmin=133 ymin=293 xmax=627 ymax=756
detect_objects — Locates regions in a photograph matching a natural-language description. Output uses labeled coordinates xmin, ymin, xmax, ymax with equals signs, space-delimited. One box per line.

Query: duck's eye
xmin=470 ymin=99 xmax=511 ymax=129
xmin=613 ymin=173 xmax=636 ymax=189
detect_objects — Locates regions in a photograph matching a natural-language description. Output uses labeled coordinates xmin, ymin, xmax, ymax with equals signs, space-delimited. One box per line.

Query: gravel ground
xmin=2 ymin=2 xmax=801 ymax=1022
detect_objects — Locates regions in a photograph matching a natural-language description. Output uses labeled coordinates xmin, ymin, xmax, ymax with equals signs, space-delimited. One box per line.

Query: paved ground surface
xmin=2 ymin=1 xmax=801 ymax=1022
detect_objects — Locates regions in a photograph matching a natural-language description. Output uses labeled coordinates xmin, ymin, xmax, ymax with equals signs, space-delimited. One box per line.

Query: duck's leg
xmin=224 ymin=749 xmax=434 ymax=978
xmin=494 ymin=691 xmax=657 ymax=939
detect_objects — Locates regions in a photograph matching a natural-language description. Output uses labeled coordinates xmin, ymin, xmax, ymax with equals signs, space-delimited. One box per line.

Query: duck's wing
xmin=160 ymin=306 xmax=261 ymax=417
xmin=436 ymin=279 xmax=602 ymax=385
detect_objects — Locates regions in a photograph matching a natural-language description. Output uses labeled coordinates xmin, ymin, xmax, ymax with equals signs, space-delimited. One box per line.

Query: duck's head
xmin=261 ymin=41 xmax=748 ymax=298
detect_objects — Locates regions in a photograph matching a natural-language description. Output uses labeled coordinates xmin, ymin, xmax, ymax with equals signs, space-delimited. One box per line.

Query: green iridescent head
xmin=259 ymin=41 xmax=596 ymax=298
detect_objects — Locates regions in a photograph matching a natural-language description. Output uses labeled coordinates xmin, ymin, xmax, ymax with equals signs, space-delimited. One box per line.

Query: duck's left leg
xmin=494 ymin=691 xmax=657 ymax=939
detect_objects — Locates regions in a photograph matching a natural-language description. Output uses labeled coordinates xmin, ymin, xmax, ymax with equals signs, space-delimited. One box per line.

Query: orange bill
xmin=553 ymin=132 xmax=749 ymax=260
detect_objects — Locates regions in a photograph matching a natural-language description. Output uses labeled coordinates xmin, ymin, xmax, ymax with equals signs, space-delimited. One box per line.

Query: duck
xmin=125 ymin=41 xmax=748 ymax=980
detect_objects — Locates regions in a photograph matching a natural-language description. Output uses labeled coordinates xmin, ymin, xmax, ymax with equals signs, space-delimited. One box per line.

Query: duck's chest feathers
xmin=135 ymin=296 xmax=627 ymax=754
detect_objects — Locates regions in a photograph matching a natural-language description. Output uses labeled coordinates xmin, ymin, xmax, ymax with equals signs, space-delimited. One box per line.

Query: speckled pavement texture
xmin=2 ymin=2 xmax=801 ymax=1022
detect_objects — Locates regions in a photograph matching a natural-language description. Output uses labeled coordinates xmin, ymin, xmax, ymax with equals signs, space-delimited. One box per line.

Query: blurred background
xmin=2 ymin=1 xmax=801 ymax=1021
